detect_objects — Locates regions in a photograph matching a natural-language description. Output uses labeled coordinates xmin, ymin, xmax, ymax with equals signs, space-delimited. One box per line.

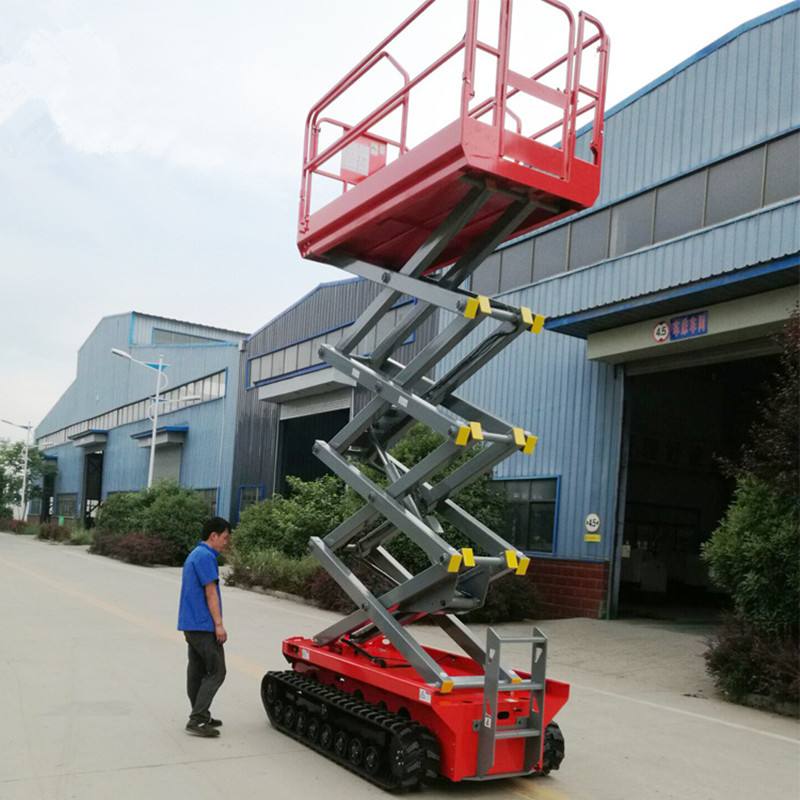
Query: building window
xmin=297 ymin=339 xmax=313 ymax=371
xmin=283 ymin=344 xmax=299 ymax=374
xmin=152 ymin=328 xmax=222 ymax=345
xmin=532 ymin=225 xmax=568 ymax=280
xmin=493 ymin=478 xmax=558 ymax=553
xmin=195 ymin=489 xmax=217 ymax=516
xmin=764 ymin=131 xmax=800 ymax=206
xmin=568 ymin=209 xmax=610 ymax=269
xmin=472 ymin=252 xmax=502 ymax=296
xmin=40 ymin=370 xmax=226 ymax=443
xmin=499 ymin=240 xmax=534 ymax=291
xmin=705 ymin=146 xmax=765 ymax=226
xmin=609 ymin=191 xmax=654 ymax=256
xmin=271 ymin=349 xmax=285 ymax=377
xmin=239 ymin=486 xmax=263 ymax=515
xmin=654 ymin=170 xmax=706 ymax=244
xmin=56 ymin=494 xmax=78 ymax=518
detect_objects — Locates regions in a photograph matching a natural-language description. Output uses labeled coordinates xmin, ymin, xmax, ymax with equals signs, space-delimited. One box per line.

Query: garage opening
xmin=619 ymin=354 xmax=779 ymax=618
xmin=277 ymin=408 xmax=350 ymax=493
xmin=82 ymin=450 xmax=104 ymax=528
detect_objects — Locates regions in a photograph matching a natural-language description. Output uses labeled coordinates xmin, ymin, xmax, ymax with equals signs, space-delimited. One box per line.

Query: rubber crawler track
xmin=262 ymin=670 xmax=440 ymax=792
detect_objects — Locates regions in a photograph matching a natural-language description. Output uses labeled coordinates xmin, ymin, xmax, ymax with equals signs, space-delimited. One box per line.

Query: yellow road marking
xmin=508 ymin=779 xmax=572 ymax=800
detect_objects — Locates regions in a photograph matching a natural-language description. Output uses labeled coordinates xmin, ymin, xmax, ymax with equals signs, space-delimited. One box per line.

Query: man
xmin=178 ymin=516 xmax=231 ymax=737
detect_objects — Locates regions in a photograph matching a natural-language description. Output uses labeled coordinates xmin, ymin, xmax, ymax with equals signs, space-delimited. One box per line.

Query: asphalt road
xmin=1 ymin=532 xmax=798 ymax=800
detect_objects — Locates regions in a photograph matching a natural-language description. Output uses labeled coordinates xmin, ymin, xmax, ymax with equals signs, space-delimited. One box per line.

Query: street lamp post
xmin=1 ymin=419 xmax=33 ymax=521
xmin=111 ymin=349 xmax=168 ymax=489
xmin=147 ymin=354 xmax=165 ymax=489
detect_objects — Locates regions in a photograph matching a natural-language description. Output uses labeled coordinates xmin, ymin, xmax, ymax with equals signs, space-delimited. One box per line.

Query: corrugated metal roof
xmin=130 ymin=311 xmax=246 ymax=343
xmin=548 ymin=255 xmax=800 ymax=338
xmin=575 ymin=3 xmax=800 ymax=138
xmin=521 ymin=199 xmax=800 ymax=319
xmin=483 ymin=199 xmax=800 ymax=330
xmin=246 ymin=276 xmax=361 ymax=343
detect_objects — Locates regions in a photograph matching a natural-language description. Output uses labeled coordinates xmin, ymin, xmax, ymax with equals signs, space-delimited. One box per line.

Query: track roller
xmin=262 ymin=670 xmax=439 ymax=791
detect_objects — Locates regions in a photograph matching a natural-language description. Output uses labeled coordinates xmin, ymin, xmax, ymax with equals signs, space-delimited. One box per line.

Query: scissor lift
xmin=263 ymin=0 xmax=608 ymax=789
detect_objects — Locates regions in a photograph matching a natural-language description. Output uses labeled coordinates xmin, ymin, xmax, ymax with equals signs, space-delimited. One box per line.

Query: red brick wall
xmin=527 ymin=558 xmax=609 ymax=619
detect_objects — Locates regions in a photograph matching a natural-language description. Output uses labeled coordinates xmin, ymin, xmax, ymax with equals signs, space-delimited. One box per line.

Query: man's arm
xmin=204 ymin=583 xmax=227 ymax=644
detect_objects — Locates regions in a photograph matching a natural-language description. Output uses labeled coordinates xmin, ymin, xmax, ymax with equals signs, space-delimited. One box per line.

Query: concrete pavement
xmin=1 ymin=532 xmax=798 ymax=800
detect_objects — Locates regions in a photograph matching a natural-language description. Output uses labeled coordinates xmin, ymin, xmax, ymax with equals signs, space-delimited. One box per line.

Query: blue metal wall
xmin=445 ymin=4 xmax=800 ymax=566
xmin=100 ymin=397 xmax=235 ymax=504
xmin=444 ymin=315 xmax=624 ymax=563
xmin=36 ymin=312 xmax=242 ymax=520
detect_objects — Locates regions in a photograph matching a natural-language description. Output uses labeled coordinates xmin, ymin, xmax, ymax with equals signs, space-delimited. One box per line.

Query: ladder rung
xmin=496 ymin=636 xmax=547 ymax=645
xmin=498 ymin=681 xmax=543 ymax=692
xmin=496 ymin=728 xmax=541 ymax=740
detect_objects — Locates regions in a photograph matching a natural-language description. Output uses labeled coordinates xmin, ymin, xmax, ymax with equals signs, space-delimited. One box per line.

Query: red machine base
xmin=276 ymin=635 xmax=569 ymax=783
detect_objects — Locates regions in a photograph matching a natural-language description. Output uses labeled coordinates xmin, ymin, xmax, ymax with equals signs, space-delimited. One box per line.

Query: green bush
xmin=701 ymin=313 xmax=799 ymax=707
xmin=0 ymin=518 xmax=30 ymax=534
xmin=702 ymin=476 xmax=799 ymax=637
xmin=232 ymin=423 xmax=524 ymax=622
xmin=140 ymin=482 xmax=208 ymax=561
xmin=227 ymin=548 xmax=322 ymax=596
xmin=92 ymin=481 xmax=208 ymax=565
xmin=384 ymin=423 xmax=508 ymax=574
xmin=36 ymin=521 xmax=73 ymax=542
xmin=68 ymin=527 xmax=94 ymax=546
xmin=463 ymin=574 xmax=538 ymax=623
xmin=705 ymin=615 xmax=800 ymax=704
xmin=96 ymin=491 xmax=146 ymax=534
xmin=235 ymin=475 xmax=363 ymax=560
xmin=93 ymin=530 xmax=177 ymax=566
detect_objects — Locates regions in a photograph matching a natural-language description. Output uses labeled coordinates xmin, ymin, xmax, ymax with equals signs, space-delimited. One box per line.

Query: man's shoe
xmin=185 ymin=721 xmax=220 ymax=738
xmin=207 ymin=718 xmax=222 ymax=728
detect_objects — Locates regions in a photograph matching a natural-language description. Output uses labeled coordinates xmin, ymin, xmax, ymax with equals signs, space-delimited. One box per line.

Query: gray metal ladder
xmin=476 ymin=626 xmax=547 ymax=777
xmin=307 ymin=179 xmax=550 ymax=692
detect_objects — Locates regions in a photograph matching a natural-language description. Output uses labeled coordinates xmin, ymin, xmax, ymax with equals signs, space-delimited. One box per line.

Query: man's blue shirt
xmin=178 ymin=541 xmax=221 ymax=632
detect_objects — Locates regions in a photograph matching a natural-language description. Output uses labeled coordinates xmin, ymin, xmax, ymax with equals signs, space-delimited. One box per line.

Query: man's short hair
xmin=202 ymin=516 xmax=231 ymax=540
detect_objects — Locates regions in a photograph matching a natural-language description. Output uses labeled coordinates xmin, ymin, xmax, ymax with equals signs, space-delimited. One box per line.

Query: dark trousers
xmin=184 ymin=631 xmax=226 ymax=724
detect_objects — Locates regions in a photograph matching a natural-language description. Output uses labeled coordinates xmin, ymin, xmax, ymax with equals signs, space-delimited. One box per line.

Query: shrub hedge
xmin=702 ymin=476 xmax=799 ymax=637
xmin=36 ymin=521 xmax=74 ymax=542
xmin=705 ymin=615 xmax=800 ymax=705
xmin=92 ymin=530 xmax=177 ymax=566
xmin=0 ymin=518 xmax=32 ymax=534
xmin=701 ymin=313 xmax=799 ymax=709
xmin=92 ymin=481 xmax=208 ymax=566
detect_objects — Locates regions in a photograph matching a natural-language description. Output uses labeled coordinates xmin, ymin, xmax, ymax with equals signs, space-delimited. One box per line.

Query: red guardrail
xmin=299 ymin=0 xmax=609 ymax=234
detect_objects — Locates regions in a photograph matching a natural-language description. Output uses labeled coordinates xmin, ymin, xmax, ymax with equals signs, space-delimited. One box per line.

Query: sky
xmin=0 ymin=0 xmax=786 ymax=440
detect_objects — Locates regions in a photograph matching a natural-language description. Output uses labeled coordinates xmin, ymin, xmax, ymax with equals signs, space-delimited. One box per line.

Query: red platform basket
xmin=298 ymin=0 xmax=609 ymax=273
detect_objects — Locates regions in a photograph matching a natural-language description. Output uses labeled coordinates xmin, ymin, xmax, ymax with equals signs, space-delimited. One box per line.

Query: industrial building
xmin=34 ymin=312 xmax=245 ymax=526
xmin=33 ymin=4 xmax=798 ymax=620
xmin=451 ymin=2 xmax=800 ymax=616
xmin=232 ymin=3 xmax=799 ymax=617
xmin=231 ymin=277 xmax=438 ymax=516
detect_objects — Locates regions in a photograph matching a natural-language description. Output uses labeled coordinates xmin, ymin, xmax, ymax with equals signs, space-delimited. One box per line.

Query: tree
xmin=737 ymin=308 xmax=799 ymax=496
xmin=701 ymin=311 xmax=800 ymax=703
xmin=0 ymin=439 xmax=57 ymax=515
